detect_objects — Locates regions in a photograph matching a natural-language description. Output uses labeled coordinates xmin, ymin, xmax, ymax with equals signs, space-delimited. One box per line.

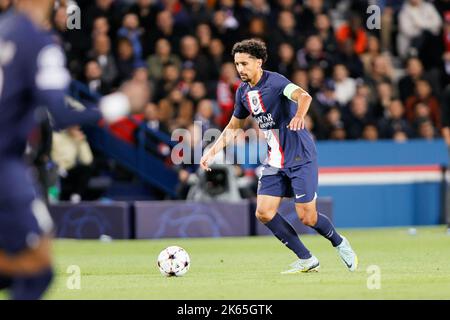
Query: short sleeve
xmin=272 ymin=72 xmax=292 ymax=96
xmin=232 ymin=86 xmax=250 ymax=119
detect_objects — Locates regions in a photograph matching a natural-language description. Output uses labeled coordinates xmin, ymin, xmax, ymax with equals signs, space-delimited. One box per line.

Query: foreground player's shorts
xmin=0 ymin=160 xmax=51 ymax=254
xmin=257 ymin=159 xmax=318 ymax=203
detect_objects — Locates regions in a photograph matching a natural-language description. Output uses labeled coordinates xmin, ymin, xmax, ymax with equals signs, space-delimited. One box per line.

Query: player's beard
xmin=239 ymin=74 xmax=249 ymax=82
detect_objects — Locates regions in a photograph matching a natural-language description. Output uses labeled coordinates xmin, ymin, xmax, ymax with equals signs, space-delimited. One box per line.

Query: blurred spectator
xmin=405 ymin=79 xmax=441 ymax=128
xmin=377 ymin=99 xmax=413 ymax=139
xmin=380 ymin=4 xmax=395 ymax=52
xmin=147 ymin=38 xmax=182 ymax=82
xmin=116 ymin=37 xmax=137 ymax=81
xmin=333 ymin=64 xmax=356 ymax=106
xmin=274 ymin=0 xmax=300 ymax=13
xmin=180 ymin=35 xmax=212 ymax=81
xmin=291 ymin=69 xmax=309 ymax=91
xmin=397 ymin=0 xmax=442 ymax=61
xmin=442 ymin=85 xmax=450 ymax=146
xmin=365 ymin=55 xmax=394 ymax=104
xmin=160 ymin=0 xmax=191 ymax=30
xmin=185 ymin=0 xmax=212 ymax=27
xmin=154 ymin=62 xmax=180 ymax=101
xmin=216 ymin=62 xmax=241 ymax=128
xmin=84 ymin=0 xmax=125 ymax=40
xmin=89 ymin=34 xmax=118 ymax=88
xmin=393 ymin=130 xmax=409 ymax=142
xmin=132 ymin=61 xmax=151 ymax=84
xmin=314 ymin=79 xmax=338 ymax=115
xmin=298 ymin=0 xmax=327 ymax=34
xmin=398 ymin=57 xmax=425 ymax=102
xmin=372 ymin=80 xmax=395 ymax=119
xmin=208 ymin=38 xmax=228 ymax=80
xmin=244 ymin=0 xmax=271 ymax=22
xmin=178 ymin=61 xmax=197 ymax=95
xmin=271 ymin=10 xmax=303 ymax=55
xmin=360 ymin=35 xmax=382 ymax=76
xmin=195 ymin=99 xmax=217 ymax=133
xmin=91 ymin=16 xmax=110 ymax=38
xmin=174 ymin=99 xmax=195 ymax=128
xmin=118 ymin=13 xmax=144 ymax=60
xmin=51 ymin=126 xmax=94 ymax=201
xmin=314 ymin=13 xmax=337 ymax=54
xmin=53 ymin=5 xmax=87 ymax=76
xmin=345 ymin=95 xmax=374 ymax=139
xmin=362 ymin=124 xmax=379 ymax=141
xmin=442 ymin=12 xmax=450 ymax=84
xmin=188 ymin=81 xmax=208 ymax=105
xmin=297 ymin=35 xmax=332 ymax=75
xmin=211 ymin=0 xmax=242 ymax=52
xmin=158 ymin=99 xmax=176 ymax=131
xmin=128 ymin=0 xmax=160 ymax=33
xmin=412 ymin=101 xmax=434 ymax=131
xmin=275 ymin=43 xmax=298 ymax=77
xmin=246 ymin=16 xmax=269 ymax=43
xmin=355 ymin=80 xmax=371 ymax=102
xmin=84 ymin=60 xmax=110 ymax=95
xmin=335 ymin=38 xmax=364 ymax=78
xmin=417 ymin=118 xmax=439 ymax=140
xmin=329 ymin=126 xmax=347 ymax=140
xmin=145 ymin=10 xmax=183 ymax=56
xmin=308 ymin=65 xmax=325 ymax=98
xmin=321 ymin=106 xmax=345 ymax=140
xmin=335 ymin=12 xmax=367 ymax=55
xmin=143 ymin=102 xmax=170 ymax=134
xmin=196 ymin=23 xmax=213 ymax=54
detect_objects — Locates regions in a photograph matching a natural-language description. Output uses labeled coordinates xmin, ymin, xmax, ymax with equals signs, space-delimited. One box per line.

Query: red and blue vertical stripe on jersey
xmin=246 ymin=90 xmax=285 ymax=168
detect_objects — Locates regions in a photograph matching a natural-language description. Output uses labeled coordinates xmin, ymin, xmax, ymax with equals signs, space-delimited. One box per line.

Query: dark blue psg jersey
xmin=233 ymin=70 xmax=317 ymax=168
xmin=0 ymin=10 xmax=101 ymax=159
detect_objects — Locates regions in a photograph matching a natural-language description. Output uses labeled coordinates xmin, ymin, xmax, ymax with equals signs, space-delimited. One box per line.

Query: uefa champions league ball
xmin=157 ymin=246 xmax=190 ymax=277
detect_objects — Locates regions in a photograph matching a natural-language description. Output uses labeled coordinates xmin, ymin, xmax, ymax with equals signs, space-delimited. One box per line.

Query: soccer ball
xmin=157 ymin=246 xmax=190 ymax=277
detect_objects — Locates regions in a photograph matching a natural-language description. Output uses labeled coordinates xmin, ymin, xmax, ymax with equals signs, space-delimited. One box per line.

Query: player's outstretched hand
xmin=287 ymin=115 xmax=305 ymax=131
xmin=99 ymin=80 xmax=150 ymax=123
xmin=200 ymin=152 xmax=214 ymax=171
xmin=99 ymin=92 xmax=130 ymax=123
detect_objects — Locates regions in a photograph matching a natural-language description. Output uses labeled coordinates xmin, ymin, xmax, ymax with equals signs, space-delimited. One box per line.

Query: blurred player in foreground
xmin=200 ymin=39 xmax=358 ymax=274
xmin=0 ymin=0 xmax=148 ymax=299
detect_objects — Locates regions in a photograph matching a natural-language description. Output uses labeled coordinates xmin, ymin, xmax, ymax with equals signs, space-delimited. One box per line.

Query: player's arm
xmin=284 ymin=83 xmax=313 ymax=131
xmin=200 ymin=116 xmax=246 ymax=171
xmin=32 ymin=45 xmax=134 ymax=130
xmin=442 ymin=127 xmax=450 ymax=146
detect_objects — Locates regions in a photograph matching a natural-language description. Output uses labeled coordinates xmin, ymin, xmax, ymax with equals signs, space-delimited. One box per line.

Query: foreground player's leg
xmin=0 ymin=235 xmax=54 ymax=299
xmin=0 ymin=275 xmax=12 ymax=290
xmin=11 ymin=268 xmax=53 ymax=300
xmin=256 ymin=195 xmax=319 ymax=273
xmin=296 ymin=201 xmax=358 ymax=271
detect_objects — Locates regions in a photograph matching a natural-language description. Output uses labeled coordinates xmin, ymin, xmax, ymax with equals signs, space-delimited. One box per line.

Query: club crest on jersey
xmin=247 ymin=90 xmax=264 ymax=115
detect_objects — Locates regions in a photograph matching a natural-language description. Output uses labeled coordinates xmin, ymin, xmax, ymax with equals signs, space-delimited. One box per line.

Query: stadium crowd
xmin=1 ymin=0 xmax=450 ymax=199
xmin=1 ymin=0 xmax=449 ymax=142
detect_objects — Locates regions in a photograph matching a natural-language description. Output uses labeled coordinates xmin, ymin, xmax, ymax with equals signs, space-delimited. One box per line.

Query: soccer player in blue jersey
xmin=200 ymin=39 xmax=358 ymax=273
xmin=0 ymin=0 xmax=145 ymax=299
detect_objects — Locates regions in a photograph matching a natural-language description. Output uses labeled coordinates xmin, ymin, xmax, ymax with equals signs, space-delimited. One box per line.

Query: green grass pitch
xmin=2 ymin=226 xmax=450 ymax=299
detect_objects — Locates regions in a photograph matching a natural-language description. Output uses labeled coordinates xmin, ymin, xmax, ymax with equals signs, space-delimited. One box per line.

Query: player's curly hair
xmin=231 ymin=39 xmax=268 ymax=63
